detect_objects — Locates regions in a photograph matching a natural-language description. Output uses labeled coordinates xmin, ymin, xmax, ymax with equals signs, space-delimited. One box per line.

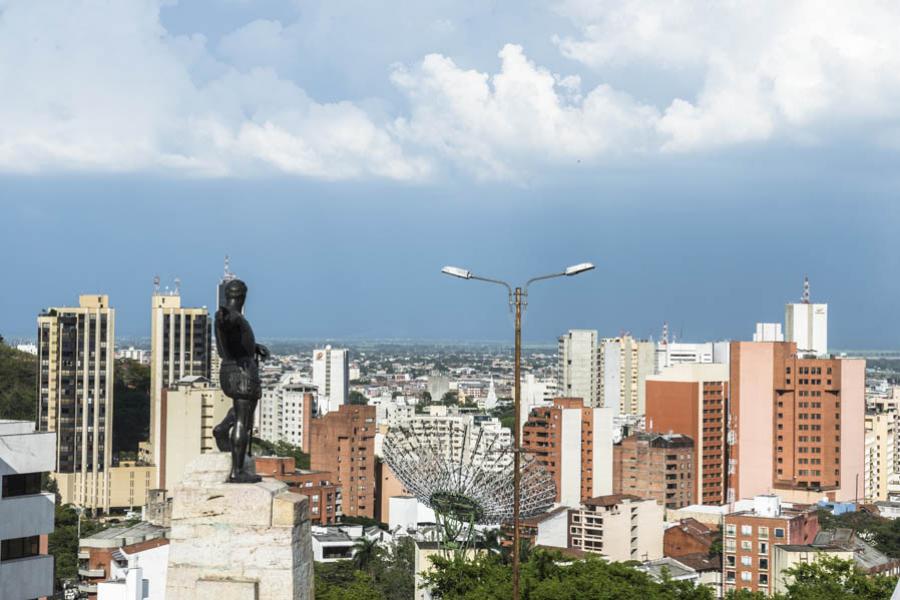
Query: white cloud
xmin=3 ymin=0 xmax=900 ymax=181
xmin=554 ymin=0 xmax=900 ymax=151
xmin=391 ymin=44 xmax=661 ymax=179
xmin=0 ymin=1 xmax=430 ymax=180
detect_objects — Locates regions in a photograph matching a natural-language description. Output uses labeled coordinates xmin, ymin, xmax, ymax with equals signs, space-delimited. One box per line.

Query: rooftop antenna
xmin=661 ymin=321 xmax=669 ymax=346
xmin=174 ymin=277 xmax=181 ymax=295
xmin=802 ymin=275 xmax=810 ymax=304
xmin=153 ymin=275 xmax=160 ymax=294
xmin=223 ymin=255 xmax=235 ymax=281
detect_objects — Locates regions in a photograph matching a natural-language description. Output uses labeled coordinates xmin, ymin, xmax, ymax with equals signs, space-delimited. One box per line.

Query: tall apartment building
xmin=258 ymin=378 xmax=316 ymax=452
xmin=0 ymin=420 xmax=56 ymax=599
xmin=731 ymin=341 xmax=864 ymax=503
xmin=522 ymin=398 xmax=614 ymax=507
xmin=723 ymin=495 xmax=819 ymax=596
xmin=646 ymin=363 xmax=729 ymax=505
xmin=157 ymin=377 xmax=230 ymax=491
xmin=753 ymin=323 xmax=784 ymax=342
xmin=148 ymin=290 xmax=211 ymax=486
xmin=37 ymin=295 xmax=115 ymax=512
xmin=654 ymin=340 xmax=730 ymax=372
xmin=613 ymin=432 xmax=695 ymax=509
xmin=599 ymin=335 xmax=655 ymax=415
xmin=865 ymin=412 xmax=896 ymax=502
xmin=567 ymin=494 xmax=664 ymax=562
xmin=312 ymin=346 xmax=349 ymax=416
xmin=784 ymin=277 xmax=828 ymax=356
xmin=557 ymin=330 xmax=599 ymax=407
xmin=309 ymin=405 xmax=377 ymax=519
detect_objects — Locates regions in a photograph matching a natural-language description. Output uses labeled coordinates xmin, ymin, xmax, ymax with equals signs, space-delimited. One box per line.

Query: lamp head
xmin=565 ymin=262 xmax=595 ymax=276
xmin=441 ymin=266 xmax=472 ymax=280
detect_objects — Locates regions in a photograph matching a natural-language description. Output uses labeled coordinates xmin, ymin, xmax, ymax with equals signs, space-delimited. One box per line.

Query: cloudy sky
xmin=3 ymin=0 xmax=900 ymax=347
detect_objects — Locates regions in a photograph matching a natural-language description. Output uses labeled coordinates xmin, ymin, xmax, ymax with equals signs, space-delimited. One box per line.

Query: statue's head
xmin=223 ymin=278 xmax=248 ymax=310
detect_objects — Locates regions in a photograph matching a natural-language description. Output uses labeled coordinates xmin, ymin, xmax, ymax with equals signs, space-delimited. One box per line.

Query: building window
xmin=741 ymin=571 xmax=752 ymax=582
xmin=0 ymin=535 xmax=40 ymax=561
xmin=774 ymin=528 xmax=785 ymax=538
xmin=1 ymin=472 xmax=42 ymax=498
xmin=741 ymin=540 xmax=752 ymax=551
xmin=725 ymin=539 xmax=736 ymax=552
xmin=741 ymin=525 xmax=752 ymax=536
xmin=726 ymin=524 xmax=736 ymax=537
xmin=760 ymin=558 xmax=769 ymax=570
xmin=759 ymin=542 xmax=768 ymax=554
xmin=726 ymin=555 xmax=736 ymax=567
xmin=759 ymin=573 xmax=769 ymax=586
xmin=741 ymin=556 xmax=752 ymax=566
xmin=726 ymin=571 xmax=735 ymax=583
xmin=758 ymin=526 xmax=768 ymax=539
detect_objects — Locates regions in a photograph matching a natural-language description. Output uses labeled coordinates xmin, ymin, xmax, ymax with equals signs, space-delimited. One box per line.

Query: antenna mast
xmin=802 ymin=275 xmax=810 ymax=304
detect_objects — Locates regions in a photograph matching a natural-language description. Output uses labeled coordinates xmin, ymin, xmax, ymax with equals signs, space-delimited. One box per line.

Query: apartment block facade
xmin=0 ymin=420 xmax=56 ymax=599
xmin=522 ymin=398 xmax=614 ymax=507
xmin=723 ymin=495 xmax=818 ymax=596
xmin=309 ymin=405 xmax=377 ymax=519
xmin=312 ymin=346 xmax=349 ymax=416
xmin=258 ymin=379 xmax=316 ymax=452
xmin=148 ymin=291 xmax=211 ymax=486
xmin=567 ymin=494 xmax=664 ymax=562
xmin=865 ymin=411 xmax=896 ymax=502
xmin=613 ymin=432 xmax=694 ymax=509
xmin=37 ymin=294 xmax=115 ymax=511
xmin=646 ymin=363 xmax=729 ymax=505
xmin=557 ymin=330 xmax=599 ymax=407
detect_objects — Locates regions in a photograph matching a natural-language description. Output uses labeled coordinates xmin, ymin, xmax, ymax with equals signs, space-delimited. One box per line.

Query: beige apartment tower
xmin=148 ymin=289 xmax=211 ymax=486
xmin=37 ymin=295 xmax=115 ymax=512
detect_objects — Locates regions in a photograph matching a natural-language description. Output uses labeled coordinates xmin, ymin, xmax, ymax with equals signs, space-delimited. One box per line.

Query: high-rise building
xmin=37 ymin=295 xmax=115 ymax=512
xmin=148 ymin=288 xmax=211 ymax=486
xmin=157 ymin=377 xmax=230 ymax=491
xmin=784 ymin=276 xmax=828 ymax=356
xmin=654 ymin=340 xmax=730 ymax=372
xmin=309 ymin=405 xmax=377 ymax=519
xmin=730 ymin=341 xmax=864 ymax=503
xmin=599 ymin=335 xmax=656 ymax=415
xmin=646 ymin=363 xmax=729 ymax=505
xmin=522 ymin=398 xmax=614 ymax=507
xmin=723 ymin=495 xmax=819 ymax=596
xmin=557 ymin=330 xmax=599 ymax=407
xmin=864 ymin=412 xmax=895 ymax=502
xmin=0 ymin=420 xmax=56 ymax=599
xmin=613 ymin=432 xmax=695 ymax=509
xmin=312 ymin=346 xmax=349 ymax=416
xmin=258 ymin=377 xmax=317 ymax=452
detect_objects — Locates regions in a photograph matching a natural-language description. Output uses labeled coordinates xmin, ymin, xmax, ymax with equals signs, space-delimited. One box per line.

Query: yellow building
xmin=148 ymin=289 xmax=211 ymax=487
xmin=38 ymin=295 xmax=115 ymax=512
xmin=159 ymin=377 xmax=230 ymax=491
xmin=865 ymin=412 xmax=896 ymax=502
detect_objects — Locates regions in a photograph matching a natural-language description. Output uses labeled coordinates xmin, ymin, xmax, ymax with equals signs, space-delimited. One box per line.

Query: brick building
xmin=522 ymin=398 xmax=614 ymax=507
xmin=614 ymin=432 xmax=694 ymax=509
xmin=664 ymin=518 xmax=716 ymax=558
xmin=646 ymin=364 xmax=729 ymax=505
xmin=723 ymin=495 xmax=819 ymax=596
xmin=254 ymin=456 xmax=340 ymax=525
xmin=309 ymin=405 xmax=377 ymax=519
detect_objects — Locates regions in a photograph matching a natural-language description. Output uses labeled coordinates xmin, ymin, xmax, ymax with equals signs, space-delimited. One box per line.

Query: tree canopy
xmin=0 ymin=343 xmax=36 ymax=421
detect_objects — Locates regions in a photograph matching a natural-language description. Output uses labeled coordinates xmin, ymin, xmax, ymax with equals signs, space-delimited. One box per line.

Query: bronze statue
xmin=212 ymin=279 xmax=270 ymax=483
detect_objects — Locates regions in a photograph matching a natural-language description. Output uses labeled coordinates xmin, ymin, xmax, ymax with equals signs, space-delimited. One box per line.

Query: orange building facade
xmin=309 ymin=404 xmax=377 ymax=519
xmin=254 ymin=456 xmax=340 ymax=525
xmin=613 ymin=432 xmax=695 ymax=509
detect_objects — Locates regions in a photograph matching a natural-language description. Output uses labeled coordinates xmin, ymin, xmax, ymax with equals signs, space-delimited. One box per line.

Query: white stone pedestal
xmin=165 ymin=453 xmax=313 ymax=600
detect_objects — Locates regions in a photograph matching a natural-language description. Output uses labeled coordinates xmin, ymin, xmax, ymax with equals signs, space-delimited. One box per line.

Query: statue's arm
xmin=256 ymin=344 xmax=271 ymax=361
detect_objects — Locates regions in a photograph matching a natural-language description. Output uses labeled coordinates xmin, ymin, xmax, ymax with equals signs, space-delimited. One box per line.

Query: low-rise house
xmin=310 ymin=524 xmax=388 ymax=562
xmin=78 ymin=522 xmax=167 ymax=598
xmin=664 ymin=518 xmax=717 ymax=558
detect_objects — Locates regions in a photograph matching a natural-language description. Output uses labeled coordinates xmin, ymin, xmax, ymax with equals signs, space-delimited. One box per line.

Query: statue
xmin=212 ymin=279 xmax=270 ymax=483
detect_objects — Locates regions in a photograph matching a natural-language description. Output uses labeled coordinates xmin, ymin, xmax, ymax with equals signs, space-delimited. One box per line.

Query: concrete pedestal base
xmin=165 ymin=453 xmax=313 ymax=600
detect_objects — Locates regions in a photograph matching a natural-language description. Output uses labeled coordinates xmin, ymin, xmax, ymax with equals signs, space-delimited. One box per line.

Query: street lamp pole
xmin=441 ymin=262 xmax=594 ymax=600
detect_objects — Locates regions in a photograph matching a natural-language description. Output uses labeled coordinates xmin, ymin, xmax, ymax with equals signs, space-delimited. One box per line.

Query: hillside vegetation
xmin=0 ymin=343 xmax=36 ymax=421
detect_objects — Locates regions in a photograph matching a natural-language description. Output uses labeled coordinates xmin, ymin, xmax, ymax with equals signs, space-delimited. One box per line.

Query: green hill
xmin=0 ymin=343 xmax=36 ymax=421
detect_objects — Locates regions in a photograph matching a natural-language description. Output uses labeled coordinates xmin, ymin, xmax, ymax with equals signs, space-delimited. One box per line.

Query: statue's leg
xmin=229 ymin=398 xmax=261 ymax=483
xmin=213 ymin=407 xmax=235 ymax=452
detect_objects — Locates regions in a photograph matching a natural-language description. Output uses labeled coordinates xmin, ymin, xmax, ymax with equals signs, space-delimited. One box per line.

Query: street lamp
xmin=441 ymin=262 xmax=595 ymax=600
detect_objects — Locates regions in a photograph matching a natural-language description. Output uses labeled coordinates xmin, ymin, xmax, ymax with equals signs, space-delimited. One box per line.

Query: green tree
xmin=352 ymin=536 xmax=381 ymax=573
xmin=782 ymin=555 xmax=896 ymax=600
xmin=49 ymin=504 xmax=102 ymax=589
xmin=0 ymin=344 xmax=36 ymax=421
xmin=441 ymin=390 xmax=459 ymax=406
xmin=349 ymin=390 xmax=369 ymax=405
xmin=113 ymin=359 xmax=150 ymax=457
xmin=251 ymin=438 xmax=310 ymax=469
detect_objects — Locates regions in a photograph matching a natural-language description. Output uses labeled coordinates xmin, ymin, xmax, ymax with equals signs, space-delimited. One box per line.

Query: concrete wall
xmin=560 ymin=409 xmax=582 ymax=507
xmin=0 ymin=554 xmax=54 ymax=600
xmin=732 ymin=342 xmax=776 ymax=500
xmin=591 ymin=408 xmax=614 ymax=497
xmin=535 ymin=510 xmax=568 ymax=548
xmin=839 ymin=359 xmax=866 ymax=502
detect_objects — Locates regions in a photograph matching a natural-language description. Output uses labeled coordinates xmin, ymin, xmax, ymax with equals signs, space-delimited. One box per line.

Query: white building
xmin=258 ymin=374 xmax=317 ymax=451
xmin=14 ymin=343 xmax=37 ymax=355
xmin=482 ymin=377 xmax=498 ymax=411
xmin=558 ymin=329 xmax=599 ymax=406
xmin=96 ymin=540 xmax=169 ymax=600
xmin=784 ymin=277 xmax=828 ymax=356
xmin=753 ymin=323 xmax=784 ymax=342
xmin=311 ymin=525 xmax=387 ymax=562
xmin=655 ymin=341 xmax=730 ymax=372
xmin=0 ymin=420 xmax=56 ymax=600
xmin=568 ymin=495 xmax=664 ymax=562
xmin=312 ymin=346 xmax=349 ymax=415
xmin=599 ymin=336 xmax=655 ymax=416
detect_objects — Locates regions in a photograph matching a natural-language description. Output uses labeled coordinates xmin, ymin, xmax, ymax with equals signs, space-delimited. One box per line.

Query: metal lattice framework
xmin=382 ymin=419 xmax=556 ymax=556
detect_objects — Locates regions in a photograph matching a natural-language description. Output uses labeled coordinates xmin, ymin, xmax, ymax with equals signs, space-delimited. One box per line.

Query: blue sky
xmin=2 ymin=1 xmax=900 ymax=347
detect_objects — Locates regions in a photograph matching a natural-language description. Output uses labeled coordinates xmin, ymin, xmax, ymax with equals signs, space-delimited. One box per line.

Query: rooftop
xmin=584 ymin=494 xmax=643 ymax=508
xmin=80 ymin=522 xmax=167 ymax=549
